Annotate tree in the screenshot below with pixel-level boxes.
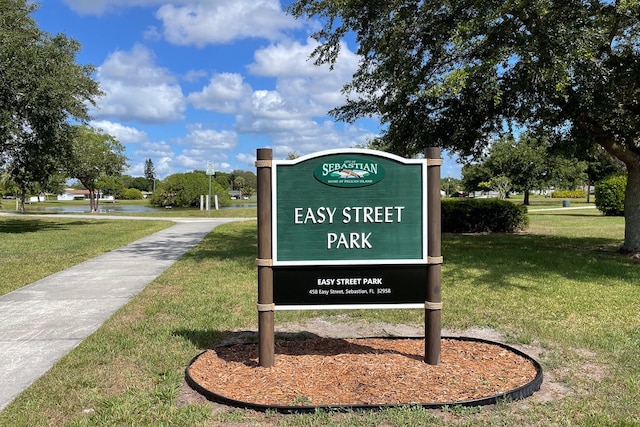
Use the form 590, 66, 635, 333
1, 0, 102, 212
150, 171, 231, 208
0, 169, 18, 200
232, 169, 257, 191
234, 176, 247, 195
290, 0, 640, 252
441, 177, 462, 197
461, 163, 492, 194
485, 133, 586, 204
66, 126, 128, 212
584, 149, 626, 203
144, 158, 156, 191
128, 176, 146, 192
487, 176, 512, 200
96, 175, 124, 198
214, 171, 232, 190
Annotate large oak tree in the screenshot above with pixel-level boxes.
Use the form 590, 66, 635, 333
290, 0, 640, 252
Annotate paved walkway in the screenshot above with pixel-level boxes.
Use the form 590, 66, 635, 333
0, 216, 248, 411
527, 205, 597, 212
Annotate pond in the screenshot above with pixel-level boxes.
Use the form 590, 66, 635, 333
37, 204, 162, 214
30, 203, 255, 214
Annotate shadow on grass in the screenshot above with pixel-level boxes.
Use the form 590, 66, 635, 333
0, 218, 109, 234
177, 220, 636, 297
443, 232, 637, 290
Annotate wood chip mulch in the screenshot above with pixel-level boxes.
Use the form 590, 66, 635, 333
187, 338, 540, 407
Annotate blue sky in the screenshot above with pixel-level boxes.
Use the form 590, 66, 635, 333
33, 0, 462, 179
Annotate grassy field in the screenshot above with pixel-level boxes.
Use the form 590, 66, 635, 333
0, 209, 638, 425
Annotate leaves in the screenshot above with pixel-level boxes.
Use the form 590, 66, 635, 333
67, 125, 127, 211
290, 0, 640, 250
0, 0, 102, 210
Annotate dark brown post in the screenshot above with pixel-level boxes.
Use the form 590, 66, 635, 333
425, 147, 442, 365
256, 148, 274, 367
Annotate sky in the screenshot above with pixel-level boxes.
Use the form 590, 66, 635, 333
32, 0, 462, 179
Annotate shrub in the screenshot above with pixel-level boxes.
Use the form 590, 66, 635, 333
441, 198, 529, 233
595, 174, 626, 216
150, 172, 231, 208
551, 189, 586, 199
121, 188, 143, 200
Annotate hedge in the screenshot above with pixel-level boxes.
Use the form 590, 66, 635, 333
595, 174, 626, 216
441, 198, 529, 233
551, 189, 586, 199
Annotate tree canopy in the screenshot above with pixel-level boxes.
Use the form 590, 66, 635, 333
67, 126, 127, 212
0, 0, 102, 210
150, 171, 231, 208
290, 0, 640, 252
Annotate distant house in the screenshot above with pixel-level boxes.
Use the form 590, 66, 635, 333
58, 188, 90, 201
57, 188, 112, 201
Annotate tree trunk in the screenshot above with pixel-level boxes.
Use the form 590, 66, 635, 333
623, 163, 640, 253
18, 186, 26, 214
595, 135, 640, 253
89, 189, 97, 213
523, 190, 530, 205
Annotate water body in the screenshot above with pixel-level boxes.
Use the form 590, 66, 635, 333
38, 205, 161, 214
34, 203, 255, 214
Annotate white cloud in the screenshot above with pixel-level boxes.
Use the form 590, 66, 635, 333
156, 0, 301, 47
161, 125, 239, 172
90, 120, 149, 143
94, 45, 187, 123
248, 39, 360, 117
248, 39, 325, 78
177, 125, 238, 151
143, 26, 162, 42
230, 38, 370, 157
183, 69, 209, 83
235, 152, 256, 168
187, 73, 253, 114
61, 0, 202, 15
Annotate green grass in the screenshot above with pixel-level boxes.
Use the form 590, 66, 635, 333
1, 210, 639, 426
0, 216, 172, 296
504, 194, 597, 209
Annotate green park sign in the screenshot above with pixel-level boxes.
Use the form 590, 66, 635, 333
256, 147, 443, 366
269, 149, 429, 308
273, 150, 427, 266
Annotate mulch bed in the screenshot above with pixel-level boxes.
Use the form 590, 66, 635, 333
186, 337, 540, 408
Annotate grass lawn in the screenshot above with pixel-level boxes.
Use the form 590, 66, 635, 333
0, 209, 638, 426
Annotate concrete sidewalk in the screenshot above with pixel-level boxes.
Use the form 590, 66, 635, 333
0, 217, 247, 411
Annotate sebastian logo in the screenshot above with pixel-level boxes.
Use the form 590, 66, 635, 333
313, 157, 385, 187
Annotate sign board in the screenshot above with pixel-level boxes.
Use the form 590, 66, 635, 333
271, 149, 427, 309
